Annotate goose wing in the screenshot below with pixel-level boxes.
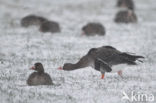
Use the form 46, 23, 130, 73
94, 58, 112, 73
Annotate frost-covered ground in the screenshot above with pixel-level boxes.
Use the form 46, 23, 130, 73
0, 0, 156, 103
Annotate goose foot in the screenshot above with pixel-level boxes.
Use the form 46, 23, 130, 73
118, 70, 123, 77
101, 74, 105, 79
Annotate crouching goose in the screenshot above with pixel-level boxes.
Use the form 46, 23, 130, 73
21, 14, 47, 27
58, 46, 144, 79
27, 63, 53, 86
117, 0, 135, 10
82, 22, 106, 36
114, 9, 137, 23
39, 20, 61, 33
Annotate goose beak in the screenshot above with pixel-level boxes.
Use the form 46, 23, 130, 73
101, 74, 105, 79
58, 67, 63, 70
30, 66, 35, 70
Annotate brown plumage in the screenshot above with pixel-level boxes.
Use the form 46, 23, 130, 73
117, 0, 135, 10
114, 10, 137, 23
82, 22, 105, 36
39, 20, 61, 33
21, 15, 47, 27
27, 63, 53, 86
59, 46, 144, 79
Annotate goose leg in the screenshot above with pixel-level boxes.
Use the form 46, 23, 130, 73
95, 58, 112, 79
118, 70, 122, 77
101, 73, 105, 79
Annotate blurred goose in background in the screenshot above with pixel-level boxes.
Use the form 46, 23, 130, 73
58, 46, 144, 79
21, 14, 47, 27
82, 22, 106, 36
39, 20, 61, 33
117, 0, 135, 10
27, 62, 53, 86
114, 9, 137, 23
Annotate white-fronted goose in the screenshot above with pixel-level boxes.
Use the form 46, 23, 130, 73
117, 0, 134, 10
114, 9, 137, 23
27, 63, 53, 86
82, 22, 105, 36
39, 20, 61, 33
21, 14, 47, 27
58, 46, 144, 79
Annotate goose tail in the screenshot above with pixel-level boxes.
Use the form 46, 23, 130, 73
120, 52, 145, 65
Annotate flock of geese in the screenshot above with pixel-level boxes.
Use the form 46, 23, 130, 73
23, 0, 144, 86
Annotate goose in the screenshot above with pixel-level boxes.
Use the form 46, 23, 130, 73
117, 0, 134, 10
82, 22, 105, 36
21, 14, 47, 27
114, 9, 137, 23
58, 46, 144, 79
27, 62, 53, 86
39, 20, 61, 33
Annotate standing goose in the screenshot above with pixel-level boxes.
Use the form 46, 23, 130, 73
58, 46, 144, 79
27, 62, 53, 86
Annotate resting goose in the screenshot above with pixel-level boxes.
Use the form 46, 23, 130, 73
21, 15, 47, 27
27, 63, 53, 86
117, 0, 135, 10
39, 20, 61, 33
114, 9, 137, 23
82, 22, 105, 36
